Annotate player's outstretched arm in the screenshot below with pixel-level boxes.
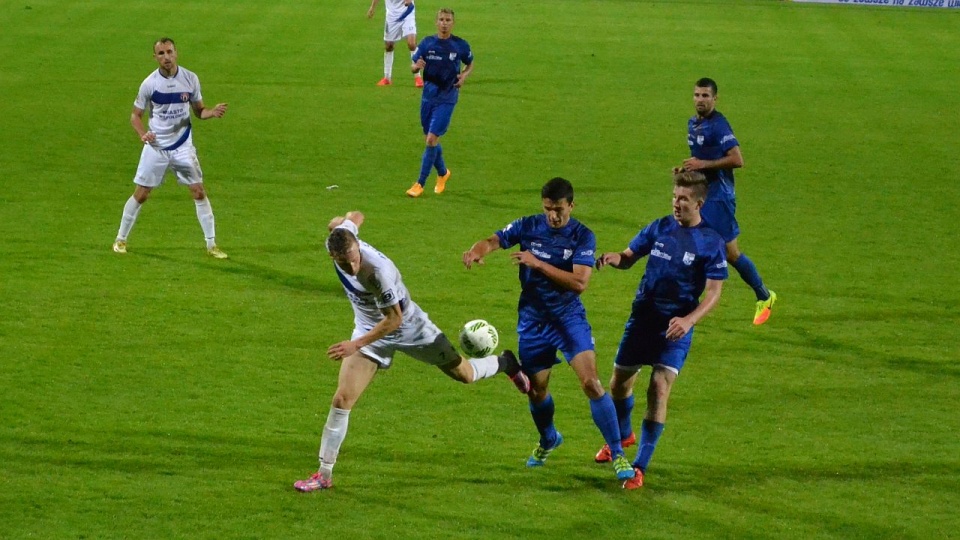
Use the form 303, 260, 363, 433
191, 100, 228, 120
463, 235, 500, 269
596, 249, 638, 271
328, 211, 365, 232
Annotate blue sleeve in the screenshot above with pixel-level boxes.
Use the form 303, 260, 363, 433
627, 220, 658, 258
495, 217, 524, 249
717, 118, 739, 153
704, 237, 729, 280
461, 39, 473, 65
572, 228, 596, 267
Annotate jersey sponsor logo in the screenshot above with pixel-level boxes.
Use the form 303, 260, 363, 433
683, 252, 696, 265
650, 248, 672, 261
580, 249, 594, 257
530, 248, 551, 259
720, 134, 736, 144
716, 260, 728, 269
531, 242, 542, 247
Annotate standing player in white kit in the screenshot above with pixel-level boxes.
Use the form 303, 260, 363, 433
294, 211, 530, 492
112, 37, 229, 259
367, 0, 424, 87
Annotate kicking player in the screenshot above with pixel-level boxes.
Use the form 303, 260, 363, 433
366, 0, 423, 87
680, 77, 775, 324
593, 171, 727, 489
294, 211, 530, 492
405, 8, 474, 198
463, 178, 636, 483
112, 37, 228, 259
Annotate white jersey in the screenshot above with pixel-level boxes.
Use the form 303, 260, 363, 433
384, 0, 415, 23
134, 66, 203, 151
331, 221, 417, 333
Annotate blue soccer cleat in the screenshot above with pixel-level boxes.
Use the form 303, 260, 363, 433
526, 432, 563, 467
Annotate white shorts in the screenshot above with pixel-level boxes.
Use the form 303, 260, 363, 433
352, 304, 460, 369
384, 12, 417, 42
133, 140, 203, 187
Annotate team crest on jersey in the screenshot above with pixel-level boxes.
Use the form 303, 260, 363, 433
696, 135, 704, 145
683, 252, 696, 265
449, 52, 457, 61
380, 291, 394, 304
180, 92, 190, 102
563, 249, 573, 260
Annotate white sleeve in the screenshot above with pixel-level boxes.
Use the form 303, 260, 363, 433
133, 78, 151, 110
369, 267, 400, 310
190, 71, 203, 103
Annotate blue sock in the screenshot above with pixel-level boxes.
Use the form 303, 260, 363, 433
614, 395, 635, 440
730, 254, 769, 301
633, 419, 665, 472
590, 393, 623, 456
417, 145, 438, 186
529, 394, 558, 448
433, 144, 447, 176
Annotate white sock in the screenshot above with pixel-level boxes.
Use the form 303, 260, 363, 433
319, 407, 351, 476
384, 50, 394, 80
116, 196, 142, 241
468, 356, 500, 382
194, 197, 216, 249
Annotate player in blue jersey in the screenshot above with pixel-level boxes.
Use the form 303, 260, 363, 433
593, 171, 727, 489
112, 38, 228, 259
463, 178, 636, 482
680, 77, 775, 325
405, 8, 474, 198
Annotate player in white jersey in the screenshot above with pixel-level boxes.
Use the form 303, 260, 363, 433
112, 38, 229, 259
294, 211, 531, 492
367, 0, 423, 87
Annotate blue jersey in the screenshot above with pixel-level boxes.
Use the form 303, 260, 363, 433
628, 216, 728, 318
496, 215, 596, 323
688, 111, 739, 200
412, 34, 473, 104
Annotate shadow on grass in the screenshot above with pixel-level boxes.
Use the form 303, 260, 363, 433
135, 249, 341, 295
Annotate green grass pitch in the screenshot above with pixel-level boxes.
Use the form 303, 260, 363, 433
1, 0, 958, 538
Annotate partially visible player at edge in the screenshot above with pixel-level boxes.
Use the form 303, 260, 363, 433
594, 171, 727, 489
367, 0, 423, 87
463, 178, 636, 483
294, 211, 530, 492
405, 8, 473, 198
680, 77, 775, 324
112, 38, 228, 259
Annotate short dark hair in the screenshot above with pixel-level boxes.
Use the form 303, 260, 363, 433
673, 170, 708, 201
326, 227, 357, 256
695, 77, 718, 95
541, 177, 574, 203
154, 37, 176, 50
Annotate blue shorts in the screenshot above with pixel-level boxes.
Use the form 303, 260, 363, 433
517, 314, 595, 375
614, 306, 693, 375
700, 197, 739, 243
420, 101, 456, 137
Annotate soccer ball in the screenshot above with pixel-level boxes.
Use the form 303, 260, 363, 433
458, 319, 499, 358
